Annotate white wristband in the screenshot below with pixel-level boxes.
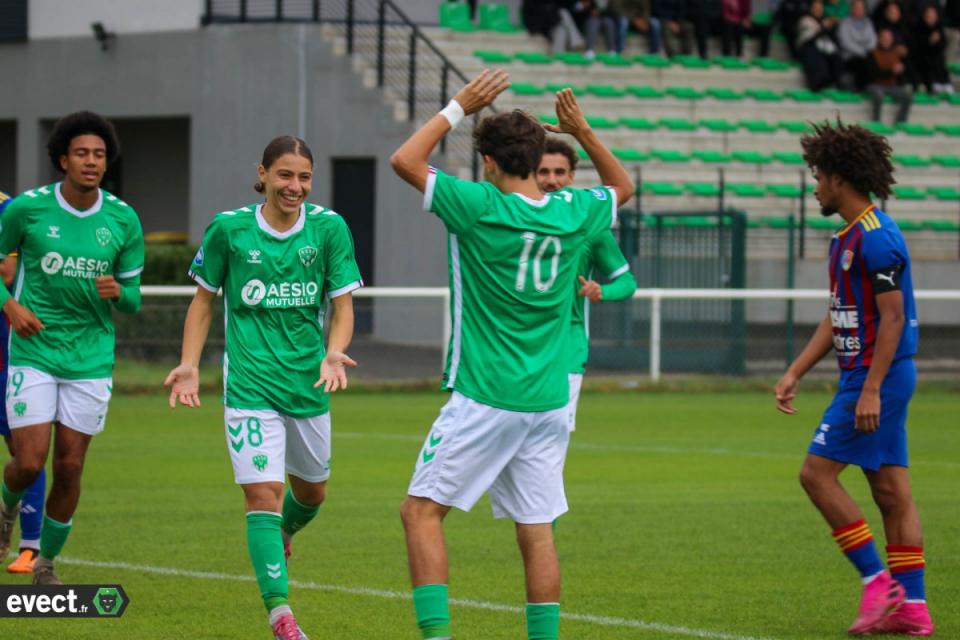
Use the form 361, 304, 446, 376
439, 99, 465, 130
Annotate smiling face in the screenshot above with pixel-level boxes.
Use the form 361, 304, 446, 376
537, 153, 575, 193
60, 134, 107, 192
257, 152, 312, 217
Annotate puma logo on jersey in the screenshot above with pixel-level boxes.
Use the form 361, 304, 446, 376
876, 271, 896, 286
47, 225, 60, 238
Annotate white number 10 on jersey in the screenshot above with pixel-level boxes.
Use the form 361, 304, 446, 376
515, 232, 562, 293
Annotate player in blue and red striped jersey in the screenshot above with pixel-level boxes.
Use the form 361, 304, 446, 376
774, 121, 932, 637
0, 190, 46, 574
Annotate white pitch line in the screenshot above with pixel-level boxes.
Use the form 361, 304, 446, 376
54, 555, 775, 640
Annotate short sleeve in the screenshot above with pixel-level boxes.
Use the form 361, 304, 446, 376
324, 217, 363, 299
115, 215, 145, 281
189, 217, 229, 293
577, 186, 618, 241
590, 231, 630, 279
423, 167, 491, 235
861, 228, 907, 274
0, 195, 26, 259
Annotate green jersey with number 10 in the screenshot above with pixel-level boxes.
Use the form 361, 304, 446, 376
425, 168, 617, 412
189, 203, 362, 418
0, 183, 144, 379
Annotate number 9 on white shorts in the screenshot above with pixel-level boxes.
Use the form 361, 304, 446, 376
5, 366, 112, 435
224, 408, 332, 485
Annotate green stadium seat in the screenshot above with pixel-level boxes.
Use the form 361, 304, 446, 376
676, 216, 717, 227
745, 217, 764, 228
672, 55, 711, 69
576, 148, 589, 160
859, 121, 896, 135
745, 88, 783, 102
752, 11, 772, 25
515, 51, 553, 65
936, 124, 960, 136
473, 50, 512, 64
923, 219, 960, 232
779, 120, 813, 134
643, 182, 685, 196
732, 150, 772, 164
912, 93, 940, 106
768, 184, 803, 198
585, 115, 618, 129
693, 149, 732, 163
927, 186, 960, 201
753, 57, 792, 71
773, 151, 805, 165
706, 87, 744, 101
699, 118, 738, 132
897, 122, 935, 136
634, 54, 672, 68
555, 52, 593, 66
892, 154, 932, 167
586, 84, 627, 98
895, 219, 924, 231
762, 216, 793, 229
651, 149, 691, 162
892, 185, 927, 200
612, 148, 650, 162
439, 3, 477, 31
728, 183, 766, 197
659, 117, 697, 131
511, 83, 546, 96
807, 217, 840, 230
545, 82, 583, 94
596, 53, 632, 66
538, 114, 559, 125
685, 182, 721, 197
943, 94, 960, 106
786, 89, 823, 102
712, 56, 751, 70
822, 89, 864, 104
666, 87, 705, 100
620, 117, 658, 130
627, 86, 666, 99
738, 119, 778, 133
932, 155, 960, 168
949, 61, 960, 75
478, 4, 519, 32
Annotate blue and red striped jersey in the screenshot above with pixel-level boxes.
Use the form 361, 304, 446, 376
827, 205, 918, 369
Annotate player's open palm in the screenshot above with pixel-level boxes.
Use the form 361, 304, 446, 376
2, 299, 44, 338
315, 351, 357, 393
544, 88, 589, 136
164, 364, 201, 409
774, 372, 799, 414
453, 69, 510, 115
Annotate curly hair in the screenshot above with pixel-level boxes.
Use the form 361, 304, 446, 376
46, 111, 120, 173
543, 137, 579, 172
473, 110, 545, 179
800, 119, 896, 200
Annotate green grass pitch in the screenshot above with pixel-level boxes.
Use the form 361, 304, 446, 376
1, 390, 957, 639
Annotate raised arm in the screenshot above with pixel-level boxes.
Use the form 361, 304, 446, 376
164, 286, 217, 408
390, 69, 511, 192
545, 89, 635, 206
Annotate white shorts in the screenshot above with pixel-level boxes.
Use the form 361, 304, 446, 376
407, 392, 570, 524
567, 373, 583, 432
224, 408, 332, 485
5, 366, 112, 435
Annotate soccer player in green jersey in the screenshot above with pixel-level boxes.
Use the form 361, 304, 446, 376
164, 136, 362, 640
391, 71, 635, 640
0, 111, 144, 585
536, 137, 637, 432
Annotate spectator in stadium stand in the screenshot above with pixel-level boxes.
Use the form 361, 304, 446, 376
945, 0, 960, 31
689, 0, 725, 58
654, 0, 695, 55
580, 0, 620, 57
521, 0, 587, 53
871, 1, 917, 86
610, 0, 664, 53
722, 0, 753, 56
865, 28, 913, 122
912, 6, 953, 94
773, 0, 811, 58
797, 0, 844, 90
838, 0, 878, 89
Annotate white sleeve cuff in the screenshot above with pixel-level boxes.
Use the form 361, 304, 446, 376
189, 271, 219, 293
423, 168, 438, 212
115, 266, 144, 280
608, 263, 630, 279
327, 279, 363, 300
607, 186, 619, 228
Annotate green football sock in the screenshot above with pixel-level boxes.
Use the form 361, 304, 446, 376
39, 515, 72, 560
413, 584, 451, 639
526, 602, 560, 640
246, 512, 288, 612
281, 489, 320, 538
1, 481, 25, 511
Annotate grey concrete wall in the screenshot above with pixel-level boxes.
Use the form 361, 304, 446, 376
0, 122, 15, 194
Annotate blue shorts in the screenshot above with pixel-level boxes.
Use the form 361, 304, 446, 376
807, 358, 916, 472
0, 371, 8, 437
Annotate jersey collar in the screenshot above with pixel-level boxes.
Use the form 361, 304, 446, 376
512, 192, 551, 207
255, 203, 305, 240
836, 204, 876, 238
55, 182, 103, 218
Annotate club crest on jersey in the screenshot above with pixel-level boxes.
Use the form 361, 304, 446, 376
298, 245, 318, 267
247, 249, 262, 264
841, 249, 854, 271
95, 227, 112, 247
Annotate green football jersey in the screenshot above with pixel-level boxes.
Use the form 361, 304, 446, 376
0, 183, 144, 379
568, 231, 631, 374
189, 203, 362, 418
425, 168, 616, 412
